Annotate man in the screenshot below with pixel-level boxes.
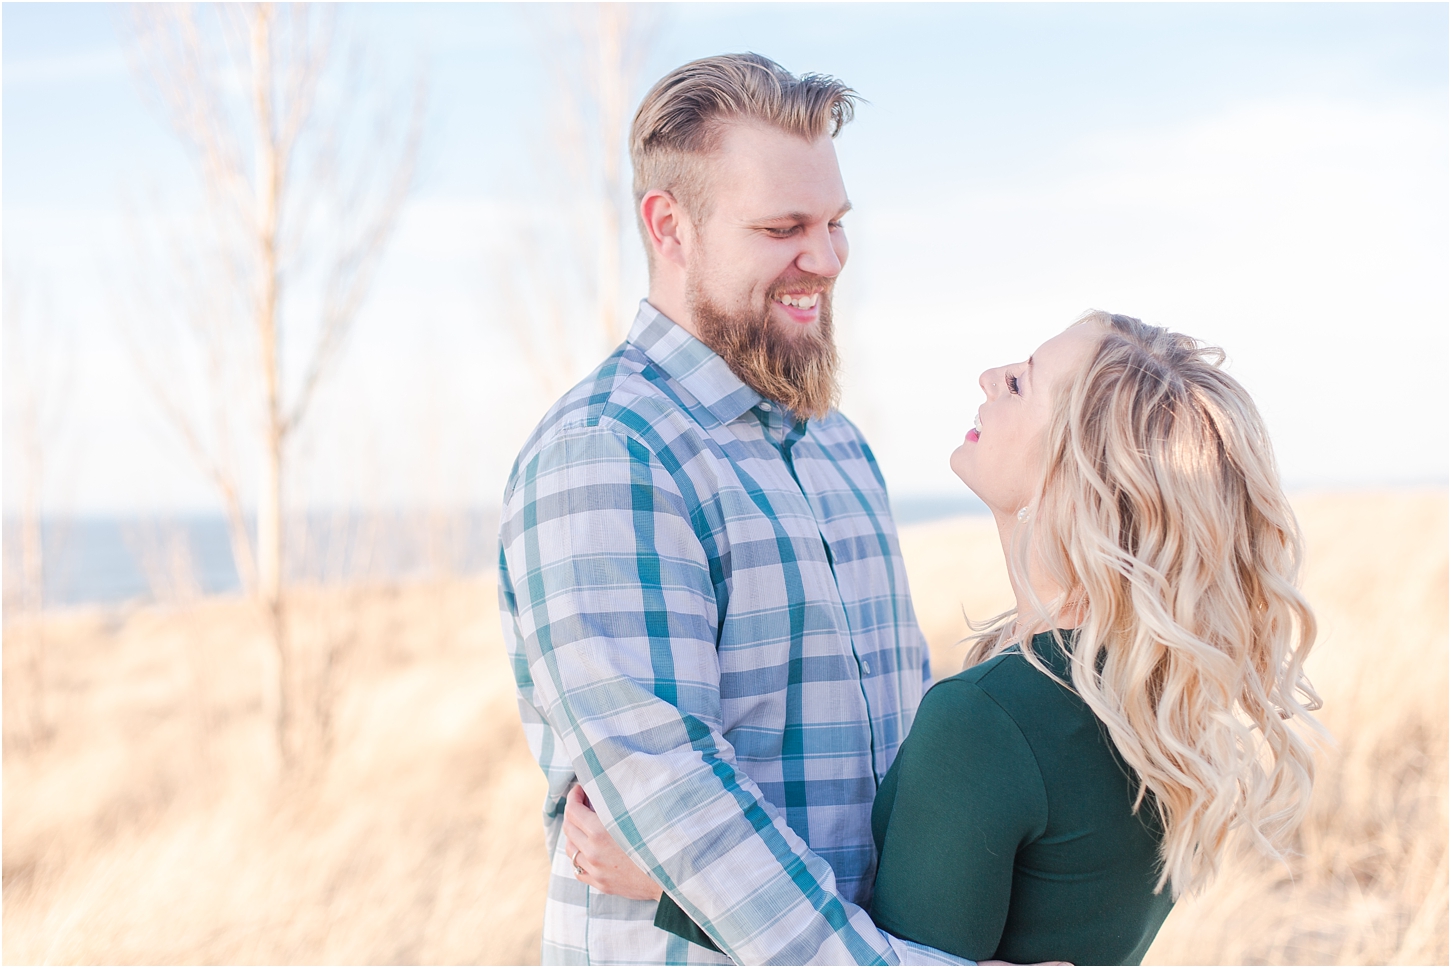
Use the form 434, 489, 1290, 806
498, 53, 958, 965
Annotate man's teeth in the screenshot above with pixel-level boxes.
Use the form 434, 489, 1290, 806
776, 293, 819, 310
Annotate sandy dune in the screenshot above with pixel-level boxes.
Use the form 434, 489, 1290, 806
3, 491, 1445, 964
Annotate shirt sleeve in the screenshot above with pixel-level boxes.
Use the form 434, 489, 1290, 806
868, 678, 1049, 962
501, 425, 960, 966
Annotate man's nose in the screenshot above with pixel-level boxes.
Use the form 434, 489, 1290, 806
795, 224, 843, 279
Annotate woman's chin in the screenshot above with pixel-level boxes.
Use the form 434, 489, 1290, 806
949, 470, 989, 508
948, 458, 1005, 515
948, 446, 971, 479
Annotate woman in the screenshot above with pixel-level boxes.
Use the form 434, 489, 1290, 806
566, 311, 1322, 965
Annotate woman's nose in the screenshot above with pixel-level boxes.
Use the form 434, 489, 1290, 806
979, 368, 999, 397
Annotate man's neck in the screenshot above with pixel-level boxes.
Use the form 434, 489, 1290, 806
647, 283, 698, 341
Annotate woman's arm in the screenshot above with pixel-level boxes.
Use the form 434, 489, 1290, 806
869, 677, 1048, 962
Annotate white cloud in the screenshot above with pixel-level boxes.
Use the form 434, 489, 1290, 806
844, 95, 1449, 495
9, 92, 1445, 514
4, 50, 128, 86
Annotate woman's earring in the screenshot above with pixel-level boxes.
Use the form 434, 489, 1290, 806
1017, 507, 1030, 523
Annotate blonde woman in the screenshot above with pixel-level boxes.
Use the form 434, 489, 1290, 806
568, 311, 1322, 965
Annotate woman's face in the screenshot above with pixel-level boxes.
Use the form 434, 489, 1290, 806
950, 320, 1105, 517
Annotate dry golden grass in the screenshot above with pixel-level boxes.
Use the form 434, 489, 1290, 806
3, 491, 1445, 964
3, 583, 549, 964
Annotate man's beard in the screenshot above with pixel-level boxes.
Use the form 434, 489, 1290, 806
687, 273, 841, 422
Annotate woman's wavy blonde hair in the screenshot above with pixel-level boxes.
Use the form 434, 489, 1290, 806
964, 311, 1323, 898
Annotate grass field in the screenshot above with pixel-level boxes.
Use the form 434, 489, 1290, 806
4, 491, 1445, 964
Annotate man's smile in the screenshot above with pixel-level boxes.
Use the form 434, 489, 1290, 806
775, 292, 820, 310
773, 290, 823, 324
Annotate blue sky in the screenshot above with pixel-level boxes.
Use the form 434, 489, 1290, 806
5, 2, 1448, 514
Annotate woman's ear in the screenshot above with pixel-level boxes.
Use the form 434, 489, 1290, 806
641, 190, 690, 271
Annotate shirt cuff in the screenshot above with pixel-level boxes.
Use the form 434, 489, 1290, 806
654, 892, 724, 953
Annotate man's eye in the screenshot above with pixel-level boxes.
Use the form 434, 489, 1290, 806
766, 226, 798, 237
1006, 375, 1020, 394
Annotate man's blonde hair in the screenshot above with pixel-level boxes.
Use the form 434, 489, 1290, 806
629, 53, 858, 245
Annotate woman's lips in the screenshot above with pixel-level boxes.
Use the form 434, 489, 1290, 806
964, 410, 982, 443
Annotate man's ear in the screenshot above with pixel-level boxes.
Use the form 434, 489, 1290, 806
641, 190, 690, 272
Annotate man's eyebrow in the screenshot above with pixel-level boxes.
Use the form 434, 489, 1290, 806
752, 211, 814, 225
751, 201, 853, 225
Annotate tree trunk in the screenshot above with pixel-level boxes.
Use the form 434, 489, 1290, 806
19, 467, 47, 749
252, 5, 291, 767
596, 6, 625, 346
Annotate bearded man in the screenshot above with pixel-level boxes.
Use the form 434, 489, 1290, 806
498, 53, 956, 966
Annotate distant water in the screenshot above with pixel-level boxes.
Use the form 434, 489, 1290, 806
4, 510, 502, 608
7, 497, 982, 609
890, 493, 989, 525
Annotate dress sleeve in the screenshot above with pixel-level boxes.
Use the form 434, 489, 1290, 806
868, 677, 1049, 961
502, 425, 957, 966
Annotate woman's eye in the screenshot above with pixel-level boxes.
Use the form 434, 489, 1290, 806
1006, 374, 1020, 394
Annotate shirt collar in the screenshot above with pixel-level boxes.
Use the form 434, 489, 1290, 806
626, 300, 763, 426
1018, 629, 1080, 680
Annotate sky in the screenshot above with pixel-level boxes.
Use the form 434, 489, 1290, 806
5, 2, 1448, 515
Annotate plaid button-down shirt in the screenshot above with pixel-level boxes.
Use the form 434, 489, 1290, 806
499, 302, 961, 965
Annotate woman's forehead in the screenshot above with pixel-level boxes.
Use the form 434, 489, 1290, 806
1032, 320, 1104, 376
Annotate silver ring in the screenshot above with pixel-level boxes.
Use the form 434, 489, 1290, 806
573, 862, 585, 875
570, 847, 584, 875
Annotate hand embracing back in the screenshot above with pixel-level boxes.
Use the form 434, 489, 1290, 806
562, 784, 664, 902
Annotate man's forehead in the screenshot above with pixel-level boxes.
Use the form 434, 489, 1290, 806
704, 124, 848, 217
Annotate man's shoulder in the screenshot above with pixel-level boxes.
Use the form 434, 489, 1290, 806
504, 345, 704, 486
802, 410, 888, 492
807, 410, 878, 454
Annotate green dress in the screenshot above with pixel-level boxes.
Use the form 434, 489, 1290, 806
656, 630, 1174, 964
868, 630, 1173, 965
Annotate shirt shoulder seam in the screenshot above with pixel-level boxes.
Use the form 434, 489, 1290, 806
925, 675, 1051, 837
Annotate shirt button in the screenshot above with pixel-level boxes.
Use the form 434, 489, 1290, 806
862, 660, 872, 676
758, 401, 772, 412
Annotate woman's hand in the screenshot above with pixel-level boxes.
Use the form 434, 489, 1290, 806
563, 783, 663, 901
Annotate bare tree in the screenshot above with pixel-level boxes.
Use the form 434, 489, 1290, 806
2, 266, 75, 751
491, 4, 661, 400
120, 2, 425, 766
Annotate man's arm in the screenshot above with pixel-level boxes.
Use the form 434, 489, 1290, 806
501, 424, 966, 966
564, 786, 975, 966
